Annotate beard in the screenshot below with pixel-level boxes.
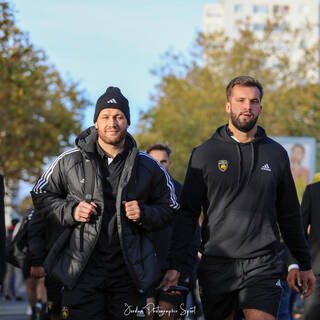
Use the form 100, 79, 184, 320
230, 107, 259, 133
97, 128, 127, 146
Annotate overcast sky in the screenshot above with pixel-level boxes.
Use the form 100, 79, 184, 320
12, 0, 218, 130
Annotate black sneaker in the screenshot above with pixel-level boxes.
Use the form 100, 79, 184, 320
40, 302, 50, 320
39, 312, 50, 320
29, 313, 38, 320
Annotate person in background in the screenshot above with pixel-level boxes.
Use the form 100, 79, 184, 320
0, 174, 5, 290
21, 208, 50, 320
146, 143, 201, 320
3, 217, 24, 301
28, 208, 62, 320
288, 181, 320, 320
290, 143, 310, 186
277, 241, 296, 320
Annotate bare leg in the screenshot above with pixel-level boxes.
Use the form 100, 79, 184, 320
158, 300, 176, 320
25, 277, 37, 307
145, 297, 155, 320
243, 309, 275, 320
26, 277, 38, 319
36, 277, 47, 302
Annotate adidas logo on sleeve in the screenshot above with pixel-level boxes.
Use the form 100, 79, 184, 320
261, 163, 271, 172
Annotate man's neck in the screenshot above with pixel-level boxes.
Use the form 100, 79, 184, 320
97, 138, 125, 158
228, 122, 257, 143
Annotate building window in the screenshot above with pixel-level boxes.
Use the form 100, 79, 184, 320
234, 4, 243, 13
273, 5, 289, 15
300, 40, 306, 49
206, 9, 221, 18
273, 23, 288, 32
253, 23, 266, 31
253, 5, 268, 14
272, 43, 289, 51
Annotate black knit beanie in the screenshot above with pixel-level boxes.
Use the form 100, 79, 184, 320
93, 87, 130, 124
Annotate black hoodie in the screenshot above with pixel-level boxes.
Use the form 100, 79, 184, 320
170, 125, 311, 275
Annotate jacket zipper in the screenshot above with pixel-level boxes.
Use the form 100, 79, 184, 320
80, 223, 85, 252
116, 148, 143, 291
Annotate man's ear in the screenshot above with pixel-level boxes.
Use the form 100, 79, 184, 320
94, 122, 98, 129
259, 104, 263, 115
226, 101, 231, 114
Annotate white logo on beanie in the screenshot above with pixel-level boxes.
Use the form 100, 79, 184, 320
107, 98, 117, 103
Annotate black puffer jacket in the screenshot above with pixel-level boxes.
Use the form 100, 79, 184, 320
31, 127, 178, 291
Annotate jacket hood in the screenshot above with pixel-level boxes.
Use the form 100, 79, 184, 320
212, 124, 266, 144
75, 126, 137, 153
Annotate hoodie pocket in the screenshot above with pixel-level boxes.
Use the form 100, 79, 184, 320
212, 208, 276, 257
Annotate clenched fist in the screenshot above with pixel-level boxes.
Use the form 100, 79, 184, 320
74, 201, 97, 223
123, 200, 140, 222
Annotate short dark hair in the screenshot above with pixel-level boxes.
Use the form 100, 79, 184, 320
226, 76, 264, 101
146, 143, 172, 158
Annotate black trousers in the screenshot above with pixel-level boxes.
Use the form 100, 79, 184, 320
304, 274, 320, 320
61, 272, 145, 320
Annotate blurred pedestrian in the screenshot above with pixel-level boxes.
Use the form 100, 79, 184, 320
146, 143, 200, 320
3, 217, 24, 301
17, 208, 49, 320
0, 174, 5, 290
28, 208, 61, 320
288, 181, 320, 320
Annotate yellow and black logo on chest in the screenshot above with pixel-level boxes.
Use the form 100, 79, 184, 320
218, 160, 228, 172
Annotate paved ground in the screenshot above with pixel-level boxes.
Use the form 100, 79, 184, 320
0, 292, 304, 320
0, 297, 30, 320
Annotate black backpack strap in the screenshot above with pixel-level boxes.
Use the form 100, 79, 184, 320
82, 157, 95, 203
80, 156, 95, 252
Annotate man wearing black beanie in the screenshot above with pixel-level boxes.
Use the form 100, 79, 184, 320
93, 86, 131, 125
31, 86, 179, 319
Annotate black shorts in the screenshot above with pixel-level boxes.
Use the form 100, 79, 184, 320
198, 254, 283, 319
45, 276, 62, 315
22, 262, 31, 279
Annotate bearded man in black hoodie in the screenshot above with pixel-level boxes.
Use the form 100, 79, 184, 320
161, 76, 315, 320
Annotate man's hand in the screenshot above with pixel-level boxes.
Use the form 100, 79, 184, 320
160, 270, 180, 292
123, 200, 140, 222
301, 270, 316, 297
287, 268, 315, 298
30, 266, 46, 278
287, 268, 300, 292
74, 201, 97, 222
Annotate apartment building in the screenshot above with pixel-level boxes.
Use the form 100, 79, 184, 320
204, 0, 320, 80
